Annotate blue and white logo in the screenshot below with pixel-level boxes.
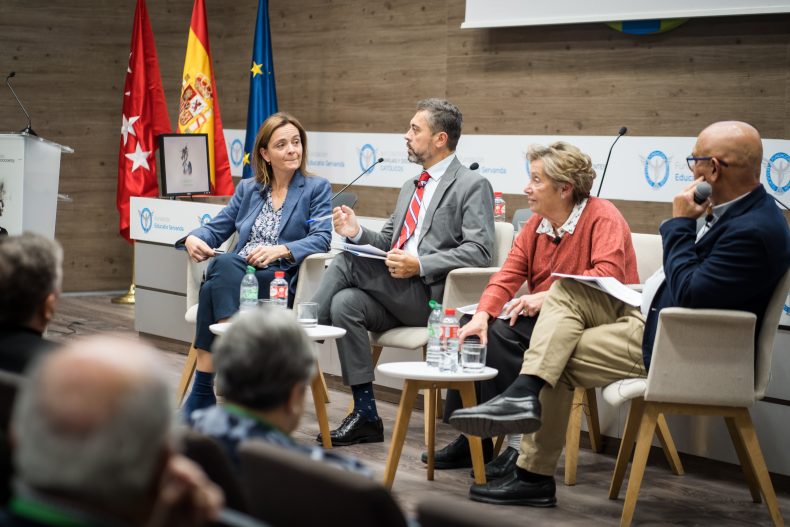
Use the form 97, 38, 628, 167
199, 213, 212, 226
643, 150, 670, 189
230, 139, 244, 168
359, 144, 377, 173
139, 208, 153, 233
766, 152, 790, 194
784, 293, 790, 315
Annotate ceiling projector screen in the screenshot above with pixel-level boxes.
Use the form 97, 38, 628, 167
461, 0, 790, 29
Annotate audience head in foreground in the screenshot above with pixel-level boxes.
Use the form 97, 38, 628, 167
190, 308, 369, 474
6, 335, 222, 527
450, 121, 790, 507
0, 233, 63, 374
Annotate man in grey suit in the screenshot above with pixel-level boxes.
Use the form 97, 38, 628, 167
313, 98, 495, 445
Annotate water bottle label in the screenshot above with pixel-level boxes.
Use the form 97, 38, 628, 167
441, 325, 458, 339
270, 284, 288, 300
494, 202, 506, 217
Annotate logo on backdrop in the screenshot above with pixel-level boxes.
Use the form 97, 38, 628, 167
199, 213, 212, 226
643, 150, 670, 189
765, 152, 790, 194
359, 144, 377, 173
230, 139, 244, 168
139, 207, 153, 233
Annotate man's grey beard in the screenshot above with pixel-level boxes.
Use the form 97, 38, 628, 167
407, 150, 424, 164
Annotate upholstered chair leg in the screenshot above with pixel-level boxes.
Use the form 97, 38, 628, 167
619, 402, 659, 527
176, 345, 198, 406
655, 414, 684, 475
724, 415, 761, 503
564, 386, 586, 486
731, 409, 784, 526
609, 398, 644, 499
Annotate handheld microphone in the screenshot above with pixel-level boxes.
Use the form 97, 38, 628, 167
469, 162, 479, 170
5, 72, 36, 136
693, 181, 712, 205
332, 157, 384, 200
596, 126, 627, 197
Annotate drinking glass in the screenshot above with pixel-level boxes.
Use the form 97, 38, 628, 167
460, 342, 487, 372
297, 302, 318, 327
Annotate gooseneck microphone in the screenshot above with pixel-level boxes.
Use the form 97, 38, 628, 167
332, 157, 384, 199
596, 126, 627, 197
693, 181, 712, 205
5, 72, 36, 136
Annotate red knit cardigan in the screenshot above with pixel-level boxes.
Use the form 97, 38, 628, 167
478, 197, 639, 318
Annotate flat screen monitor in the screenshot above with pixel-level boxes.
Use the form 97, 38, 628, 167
158, 133, 211, 197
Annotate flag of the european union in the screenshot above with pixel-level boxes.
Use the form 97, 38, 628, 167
242, 0, 277, 179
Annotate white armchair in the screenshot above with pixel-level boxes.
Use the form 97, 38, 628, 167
175, 238, 335, 405
602, 268, 790, 527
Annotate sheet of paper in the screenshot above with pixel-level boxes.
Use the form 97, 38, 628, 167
332, 243, 388, 260
551, 273, 642, 307
457, 301, 515, 320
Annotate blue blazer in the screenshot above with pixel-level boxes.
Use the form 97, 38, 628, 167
179, 171, 332, 268
643, 185, 790, 369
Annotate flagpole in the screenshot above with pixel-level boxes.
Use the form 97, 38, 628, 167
112, 249, 136, 305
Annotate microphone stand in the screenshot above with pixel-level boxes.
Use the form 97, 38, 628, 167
596, 127, 627, 197
5, 72, 36, 136
332, 157, 384, 200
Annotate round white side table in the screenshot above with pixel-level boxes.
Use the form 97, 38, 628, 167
376, 361, 497, 489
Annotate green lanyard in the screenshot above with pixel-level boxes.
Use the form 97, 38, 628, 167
9, 497, 94, 527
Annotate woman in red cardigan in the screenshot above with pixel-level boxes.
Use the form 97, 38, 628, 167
423, 141, 638, 478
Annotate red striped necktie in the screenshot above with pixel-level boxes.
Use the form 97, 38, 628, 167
393, 171, 431, 249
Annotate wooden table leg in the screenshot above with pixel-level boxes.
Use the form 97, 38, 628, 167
458, 382, 487, 485
426, 387, 437, 481
383, 380, 420, 489
311, 370, 332, 449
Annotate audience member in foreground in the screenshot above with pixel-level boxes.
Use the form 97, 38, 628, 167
424, 141, 638, 479
312, 98, 495, 446
0, 234, 62, 374
189, 307, 370, 475
1, 335, 223, 526
451, 121, 790, 507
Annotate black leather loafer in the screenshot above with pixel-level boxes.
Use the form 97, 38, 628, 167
471, 445, 519, 479
317, 412, 383, 446
449, 394, 541, 438
420, 434, 493, 469
469, 471, 556, 507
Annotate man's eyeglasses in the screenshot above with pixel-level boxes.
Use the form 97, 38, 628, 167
686, 156, 729, 171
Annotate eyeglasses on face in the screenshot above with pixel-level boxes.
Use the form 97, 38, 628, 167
686, 156, 729, 171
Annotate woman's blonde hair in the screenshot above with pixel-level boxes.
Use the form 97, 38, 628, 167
251, 112, 312, 186
527, 141, 597, 204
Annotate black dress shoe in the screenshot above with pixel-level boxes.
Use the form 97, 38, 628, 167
420, 434, 493, 469
471, 446, 519, 479
317, 412, 384, 446
469, 471, 556, 507
449, 393, 541, 438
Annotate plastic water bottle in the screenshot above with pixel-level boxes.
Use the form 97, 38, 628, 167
269, 271, 288, 310
425, 300, 443, 367
239, 266, 258, 312
494, 192, 507, 222
439, 308, 460, 373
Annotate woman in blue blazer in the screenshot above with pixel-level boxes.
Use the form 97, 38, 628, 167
177, 112, 332, 416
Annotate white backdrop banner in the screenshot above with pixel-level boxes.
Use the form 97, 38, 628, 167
301, 130, 790, 205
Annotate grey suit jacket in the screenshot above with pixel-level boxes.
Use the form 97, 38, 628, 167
356, 156, 495, 301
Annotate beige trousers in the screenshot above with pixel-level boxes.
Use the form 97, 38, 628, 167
517, 278, 647, 475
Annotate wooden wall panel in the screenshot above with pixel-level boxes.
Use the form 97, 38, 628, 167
1, 0, 788, 290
